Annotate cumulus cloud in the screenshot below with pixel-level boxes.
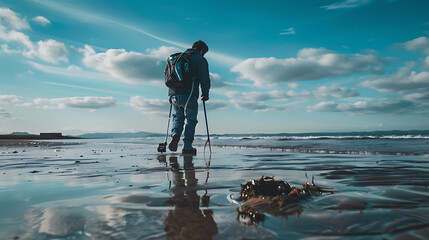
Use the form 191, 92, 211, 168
0, 9, 68, 64
202, 99, 229, 110
130, 96, 229, 116
313, 84, 358, 99
361, 62, 429, 101
146, 46, 180, 59
226, 90, 289, 102
0, 95, 24, 104
80, 45, 227, 86
403, 37, 429, 55
130, 96, 169, 116
27, 39, 68, 63
231, 48, 384, 87
0, 29, 33, 49
210, 73, 231, 88
80, 45, 165, 84
230, 99, 270, 111
307, 99, 417, 114
288, 83, 298, 88
307, 102, 339, 112
0, 8, 30, 30
225, 84, 357, 102
33, 96, 116, 109
32, 16, 51, 26
230, 99, 290, 112
321, 0, 371, 10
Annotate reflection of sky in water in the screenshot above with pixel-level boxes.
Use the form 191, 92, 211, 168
1, 139, 429, 239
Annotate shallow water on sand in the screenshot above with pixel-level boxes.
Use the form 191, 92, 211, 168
1, 138, 428, 240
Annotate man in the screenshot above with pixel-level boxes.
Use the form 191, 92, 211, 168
168, 40, 211, 155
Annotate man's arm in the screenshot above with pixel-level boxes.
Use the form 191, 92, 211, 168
197, 57, 211, 101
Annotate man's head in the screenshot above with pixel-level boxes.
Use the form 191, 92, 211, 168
192, 40, 209, 56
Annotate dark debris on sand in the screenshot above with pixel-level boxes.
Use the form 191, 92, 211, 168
237, 176, 328, 225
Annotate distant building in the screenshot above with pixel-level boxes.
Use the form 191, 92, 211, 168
40, 133, 62, 137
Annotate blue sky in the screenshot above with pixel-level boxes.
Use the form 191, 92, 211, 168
1, 0, 429, 135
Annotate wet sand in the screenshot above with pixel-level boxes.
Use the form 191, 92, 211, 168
0, 138, 428, 239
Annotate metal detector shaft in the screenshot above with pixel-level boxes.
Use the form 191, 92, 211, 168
165, 104, 172, 143
202, 100, 212, 180
203, 101, 210, 143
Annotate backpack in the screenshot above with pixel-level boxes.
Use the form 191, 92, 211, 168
164, 51, 194, 89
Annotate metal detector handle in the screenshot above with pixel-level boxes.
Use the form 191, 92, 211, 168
165, 103, 172, 143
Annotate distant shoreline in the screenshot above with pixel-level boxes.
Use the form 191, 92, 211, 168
0, 139, 82, 147
0, 135, 82, 140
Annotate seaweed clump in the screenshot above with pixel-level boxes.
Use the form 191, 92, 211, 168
237, 176, 323, 225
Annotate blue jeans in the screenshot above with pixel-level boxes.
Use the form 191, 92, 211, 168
171, 95, 198, 149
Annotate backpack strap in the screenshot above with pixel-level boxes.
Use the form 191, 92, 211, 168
167, 52, 186, 81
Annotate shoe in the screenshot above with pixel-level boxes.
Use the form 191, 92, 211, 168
182, 147, 197, 155
168, 134, 180, 152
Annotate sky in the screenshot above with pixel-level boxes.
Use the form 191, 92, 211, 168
0, 0, 429, 135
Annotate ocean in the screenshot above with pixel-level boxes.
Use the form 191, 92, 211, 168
1, 132, 428, 239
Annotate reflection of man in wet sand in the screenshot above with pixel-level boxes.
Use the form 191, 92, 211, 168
164, 155, 218, 240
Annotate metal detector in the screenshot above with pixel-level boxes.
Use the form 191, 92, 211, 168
203, 101, 212, 160
157, 103, 172, 153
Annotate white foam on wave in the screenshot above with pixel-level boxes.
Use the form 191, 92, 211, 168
217, 135, 429, 140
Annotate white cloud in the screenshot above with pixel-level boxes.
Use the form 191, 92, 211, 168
307, 102, 338, 112
130, 96, 229, 116
129, 96, 169, 116
403, 37, 429, 55
0, 8, 30, 30
0, 9, 68, 64
146, 46, 180, 59
1, 43, 20, 54
32, 16, 51, 26
28, 39, 68, 63
288, 83, 298, 88
202, 99, 229, 110
425, 56, 429, 68
210, 73, 231, 88
307, 99, 417, 114
230, 99, 291, 112
80, 45, 164, 84
229, 99, 269, 111
337, 99, 415, 114
313, 84, 358, 99
225, 84, 357, 102
231, 48, 384, 87
321, 0, 371, 10
80, 45, 235, 87
280, 27, 295, 35
0, 29, 33, 48
225, 90, 290, 102
0, 95, 24, 104
32, 96, 116, 109
361, 62, 429, 101
402, 92, 429, 101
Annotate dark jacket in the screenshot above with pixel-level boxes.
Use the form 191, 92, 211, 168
168, 48, 211, 98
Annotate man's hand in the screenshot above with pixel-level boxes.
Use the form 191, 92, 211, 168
169, 95, 173, 104
201, 95, 209, 102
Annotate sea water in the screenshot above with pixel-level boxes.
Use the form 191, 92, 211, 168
0, 135, 428, 239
